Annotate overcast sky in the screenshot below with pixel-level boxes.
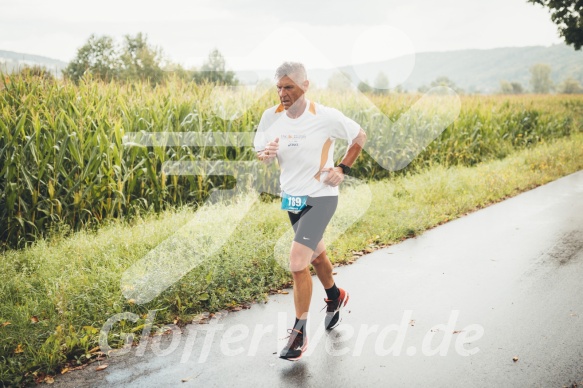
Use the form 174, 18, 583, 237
0, 0, 564, 70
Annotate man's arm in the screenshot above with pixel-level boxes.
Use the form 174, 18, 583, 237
338, 128, 366, 167
323, 128, 366, 187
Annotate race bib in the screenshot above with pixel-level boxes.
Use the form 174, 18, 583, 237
281, 193, 308, 212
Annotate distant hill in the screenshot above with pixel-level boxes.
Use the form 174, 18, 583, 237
248, 44, 583, 94
0, 50, 67, 77
339, 44, 583, 94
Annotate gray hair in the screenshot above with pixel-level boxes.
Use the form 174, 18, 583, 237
274, 62, 307, 82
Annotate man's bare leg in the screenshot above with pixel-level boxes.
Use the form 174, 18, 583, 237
311, 239, 334, 289
280, 242, 313, 360
289, 241, 314, 320
310, 239, 347, 330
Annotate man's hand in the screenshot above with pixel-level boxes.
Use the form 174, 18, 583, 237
322, 167, 345, 187
257, 137, 279, 163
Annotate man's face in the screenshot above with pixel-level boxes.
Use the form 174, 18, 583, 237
276, 75, 308, 110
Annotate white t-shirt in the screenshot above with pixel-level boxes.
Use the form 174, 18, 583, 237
254, 99, 361, 197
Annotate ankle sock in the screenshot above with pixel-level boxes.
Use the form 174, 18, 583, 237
325, 283, 340, 300
294, 317, 307, 334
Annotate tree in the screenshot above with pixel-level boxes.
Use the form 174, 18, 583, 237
429, 76, 464, 94
527, 0, 583, 50
393, 85, 407, 94
558, 77, 583, 93
500, 81, 513, 94
510, 82, 524, 94
357, 80, 372, 93
194, 49, 237, 85
431, 76, 456, 89
63, 34, 120, 83
327, 72, 352, 91
120, 33, 164, 85
373, 71, 390, 94
163, 62, 195, 82
374, 71, 389, 91
417, 85, 429, 93
499, 80, 524, 94
530, 63, 554, 93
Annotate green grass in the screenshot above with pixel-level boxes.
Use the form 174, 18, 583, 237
1, 132, 582, 385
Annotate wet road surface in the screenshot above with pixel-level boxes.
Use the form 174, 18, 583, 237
56, 171, 583, 387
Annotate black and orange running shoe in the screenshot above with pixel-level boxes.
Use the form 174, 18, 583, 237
279, 328, 308, 361
324, 288, 349, 330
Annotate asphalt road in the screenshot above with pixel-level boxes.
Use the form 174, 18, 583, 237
55, 171, 583, 388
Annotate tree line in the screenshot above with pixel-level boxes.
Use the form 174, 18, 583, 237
62, 33, 237, 85
7, 29, 582, 95
328, 63, 582, 95
499, 63, 583, 94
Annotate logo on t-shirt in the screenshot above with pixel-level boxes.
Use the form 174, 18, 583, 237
281, 133, 306, 147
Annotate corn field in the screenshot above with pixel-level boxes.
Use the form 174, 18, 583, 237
1, 74, 581, 249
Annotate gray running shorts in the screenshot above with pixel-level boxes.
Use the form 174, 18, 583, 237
287, 196, 338, 251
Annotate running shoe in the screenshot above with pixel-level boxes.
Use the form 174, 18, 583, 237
279, 329, 308, 361
324, 288, 349, 330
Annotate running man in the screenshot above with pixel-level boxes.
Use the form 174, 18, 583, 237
254, 62, 367, 361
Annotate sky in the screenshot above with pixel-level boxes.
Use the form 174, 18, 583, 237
0, 0, 564, 71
